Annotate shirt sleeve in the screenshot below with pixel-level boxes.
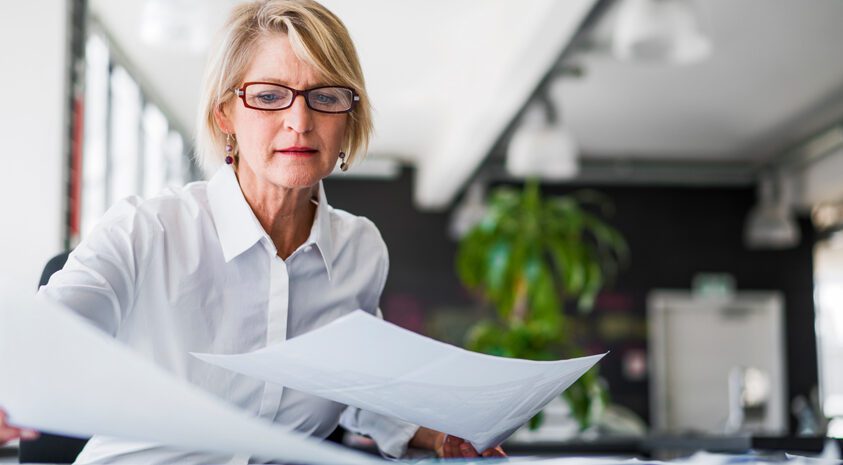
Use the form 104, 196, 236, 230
36, 196, 155, 337
338, 401, 420, 459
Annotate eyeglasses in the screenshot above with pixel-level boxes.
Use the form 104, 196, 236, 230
234, 82, 359, 113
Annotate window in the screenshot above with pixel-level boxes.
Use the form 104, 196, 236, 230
815, 232, 843, 437
78, 30, 196, 242
81, 33, 109, 238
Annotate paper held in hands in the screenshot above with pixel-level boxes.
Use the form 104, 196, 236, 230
193, 310, 606, 452
0, 292, 383, 465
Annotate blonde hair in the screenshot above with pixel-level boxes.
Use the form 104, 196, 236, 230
195, 0, 372, 176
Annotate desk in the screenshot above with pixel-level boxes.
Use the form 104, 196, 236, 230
4, 436, 841, 464
503, 435, 842, 459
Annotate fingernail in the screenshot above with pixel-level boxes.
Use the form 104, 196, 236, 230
21, 430, 39, 440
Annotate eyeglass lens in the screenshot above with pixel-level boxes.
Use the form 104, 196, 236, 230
243, 84, 354, 112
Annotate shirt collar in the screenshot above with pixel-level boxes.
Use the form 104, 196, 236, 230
309, 181, 334, 281
207, 165, 334, 281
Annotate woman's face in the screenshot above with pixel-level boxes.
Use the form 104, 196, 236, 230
219, 34, 348, 190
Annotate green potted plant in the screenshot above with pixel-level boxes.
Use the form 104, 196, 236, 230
455, 180, 628, 430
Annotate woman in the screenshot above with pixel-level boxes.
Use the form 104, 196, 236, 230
0, 0, 504, 462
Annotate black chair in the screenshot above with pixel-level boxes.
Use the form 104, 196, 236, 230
18, 251, 90, 464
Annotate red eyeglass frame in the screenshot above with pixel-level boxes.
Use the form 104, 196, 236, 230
234, 82, 360, 114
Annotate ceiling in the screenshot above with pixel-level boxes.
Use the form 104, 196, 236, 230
554, 0, 843, 162
90, 0, 843, 209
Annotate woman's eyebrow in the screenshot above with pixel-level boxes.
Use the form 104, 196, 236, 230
248, 77, 285, 85
251, 77, 332, 88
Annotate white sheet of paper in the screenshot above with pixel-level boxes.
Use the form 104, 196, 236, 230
0, 291, 383, 465
193, 310, 605, 451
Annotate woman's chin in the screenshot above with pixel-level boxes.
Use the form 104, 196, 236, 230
267, 164, 329, 189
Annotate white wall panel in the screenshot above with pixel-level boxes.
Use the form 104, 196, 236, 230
0, 1, 68, 293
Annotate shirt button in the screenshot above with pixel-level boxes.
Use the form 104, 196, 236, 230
304, 245, 313, 253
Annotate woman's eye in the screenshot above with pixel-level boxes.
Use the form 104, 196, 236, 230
257, 93, 280, 103
313, 93, 338, 104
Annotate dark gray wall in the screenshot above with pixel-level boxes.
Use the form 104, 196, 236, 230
324, 169, 818, 431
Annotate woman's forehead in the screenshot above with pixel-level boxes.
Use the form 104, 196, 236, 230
244, 34, 325, 87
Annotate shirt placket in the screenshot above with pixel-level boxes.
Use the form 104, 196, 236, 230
258, 253, 289, 420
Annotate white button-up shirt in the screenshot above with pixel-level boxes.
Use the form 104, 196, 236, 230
38, 165, 419, 464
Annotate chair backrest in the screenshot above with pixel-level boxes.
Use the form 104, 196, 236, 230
19, 251, 90, 464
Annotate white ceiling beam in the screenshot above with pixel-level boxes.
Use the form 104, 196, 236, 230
413, 0, 597, 210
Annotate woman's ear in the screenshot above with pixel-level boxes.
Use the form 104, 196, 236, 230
213, 103, 234, 134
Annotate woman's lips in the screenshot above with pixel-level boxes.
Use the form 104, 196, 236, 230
276, 146, 318, 156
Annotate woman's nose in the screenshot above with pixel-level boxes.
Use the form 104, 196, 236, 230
284, 94, 313, 133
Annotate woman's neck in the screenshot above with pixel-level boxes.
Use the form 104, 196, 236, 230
235, 166, 317, 260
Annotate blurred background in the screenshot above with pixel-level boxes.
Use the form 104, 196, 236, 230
2, 0, 843, 455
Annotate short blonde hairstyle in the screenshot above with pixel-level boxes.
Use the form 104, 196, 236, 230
195, 0, 372, 176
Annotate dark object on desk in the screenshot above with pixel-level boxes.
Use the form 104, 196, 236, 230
20, 250, 349, 463
502, 435, 843, 458
20, 250, 89, 464
0, 445, 18, 459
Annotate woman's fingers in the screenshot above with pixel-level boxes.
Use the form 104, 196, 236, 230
20, 429, 40, 440
0, 429, 17, 443
0, 409, 39, 444
481, 446, 507, 458
441, 435, 451, 457
0, 410, 18, 444
0, 426, 21, 444
459, 441, 480, 458
443, 434, 460, 457
445, 435, 479, 458
444, 435, 472, 458
0, 427, 40, 445
438, 434, 504, 459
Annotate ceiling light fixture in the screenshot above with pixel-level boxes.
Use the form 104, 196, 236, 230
140, 0, 209, 53
506, 95, 579, 180
612, 0, 712, 65
744, 172, 801, 250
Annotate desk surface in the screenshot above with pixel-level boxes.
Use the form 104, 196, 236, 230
3, 436, 841, 464
503, 435, 842, 458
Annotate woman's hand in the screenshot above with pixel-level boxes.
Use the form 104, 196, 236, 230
0, 408, 39, 445
411, 427, 506, 459
438, 434, 506, 459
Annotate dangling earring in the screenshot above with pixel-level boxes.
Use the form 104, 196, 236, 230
338, 152, 348, 172
225, 134, 235, 165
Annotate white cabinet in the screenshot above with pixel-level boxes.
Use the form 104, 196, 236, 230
648, 291, 787, 435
